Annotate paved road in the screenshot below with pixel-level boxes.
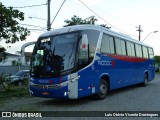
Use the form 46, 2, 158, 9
1, 74, 160, 120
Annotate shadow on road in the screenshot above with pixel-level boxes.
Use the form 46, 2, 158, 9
36, 84, 145, 107
37, 95, 96, 107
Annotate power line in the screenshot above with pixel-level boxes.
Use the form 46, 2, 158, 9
51, 0, 67, 26
13, 3, 47, 9
19, 23, 46, 30
79, 0, 136, 29
20, 23, 54, 30
78, 0, 137, 37
79, 0, 112, 26
28, 29, 46, 32
28, 29, 46, 31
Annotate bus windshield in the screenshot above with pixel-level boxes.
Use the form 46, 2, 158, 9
31, 33, 79, 77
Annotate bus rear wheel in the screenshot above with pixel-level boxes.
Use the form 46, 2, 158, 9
96, 79, 108, 100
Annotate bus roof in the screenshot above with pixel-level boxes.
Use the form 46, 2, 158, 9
39, 25, 152, 48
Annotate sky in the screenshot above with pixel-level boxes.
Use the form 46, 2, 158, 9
1, 0, 160, 55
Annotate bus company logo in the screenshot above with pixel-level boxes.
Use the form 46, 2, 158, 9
98, 60, 112, 66
2, 112, 11, 117
39, 80, 49, 84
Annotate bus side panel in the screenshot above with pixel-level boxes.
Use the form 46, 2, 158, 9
95, 54, 139, 90
95, 53, 155, 90
146, 59, 155, 81
78, 66, 96, 98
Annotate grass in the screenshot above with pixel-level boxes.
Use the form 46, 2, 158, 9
156, 71, 160, 74
0, 85, 38, 111
17, 106, 38, 111
0, 85, 30, 102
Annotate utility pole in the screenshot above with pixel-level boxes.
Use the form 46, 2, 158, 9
136, 25, 143, 41
47, 0, 51, 31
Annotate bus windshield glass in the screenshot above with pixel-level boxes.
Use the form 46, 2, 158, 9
31, 33, 79, 77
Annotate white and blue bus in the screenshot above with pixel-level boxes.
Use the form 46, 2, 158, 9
29, 25, 155, 99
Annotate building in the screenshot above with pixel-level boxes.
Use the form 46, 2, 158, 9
16, 51, 32, 65
0, 52, 22, 66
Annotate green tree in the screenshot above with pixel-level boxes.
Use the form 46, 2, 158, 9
64, 15, 111, 30
64, 15, 83, 27
84, 16, 97, 24
0, 2, 30, 62
0, 47, 6, 61
154, 56, 160, 64
64, 15, 98, 27
11, 60, 17, 66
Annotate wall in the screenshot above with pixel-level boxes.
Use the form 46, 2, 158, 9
0, 56, 22, 66
0, 66, 30, 76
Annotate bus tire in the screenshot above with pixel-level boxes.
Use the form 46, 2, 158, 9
96, 79, 108, 100
142, 74, 148, 87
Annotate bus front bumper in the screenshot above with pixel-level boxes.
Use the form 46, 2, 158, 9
29, 83, 69, 99
29, 76, 80, 99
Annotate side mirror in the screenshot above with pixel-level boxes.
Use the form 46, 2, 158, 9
81, 34, 88, 51
78, 34, 89, 64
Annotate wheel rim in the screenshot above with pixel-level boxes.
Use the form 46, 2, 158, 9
100, 84, 107, 95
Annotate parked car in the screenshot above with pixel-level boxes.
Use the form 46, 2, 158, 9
6, 70, 30, 85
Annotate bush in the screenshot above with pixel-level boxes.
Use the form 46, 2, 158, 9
0, 73, 8, 91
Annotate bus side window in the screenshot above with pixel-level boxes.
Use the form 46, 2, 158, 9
148, 48, 154, 58
142, 46, 149, 58
115, 38, 126, 55
135, 44, 142, 57
121, 40, 126, 55
101, 34, 110, 53
139, 45, 143, 57
130, 43, 136, 57
109, 36, 115, 54
126, 41, 131, 56
115, 38, 121, 55
100, 34, 115, 54
126, 41, 136, 57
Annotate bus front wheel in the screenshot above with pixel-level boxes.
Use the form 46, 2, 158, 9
142, 74, 148, 86
96, 79, 108, 100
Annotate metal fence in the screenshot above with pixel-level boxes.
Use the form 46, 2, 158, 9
0, 66, 30, 76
